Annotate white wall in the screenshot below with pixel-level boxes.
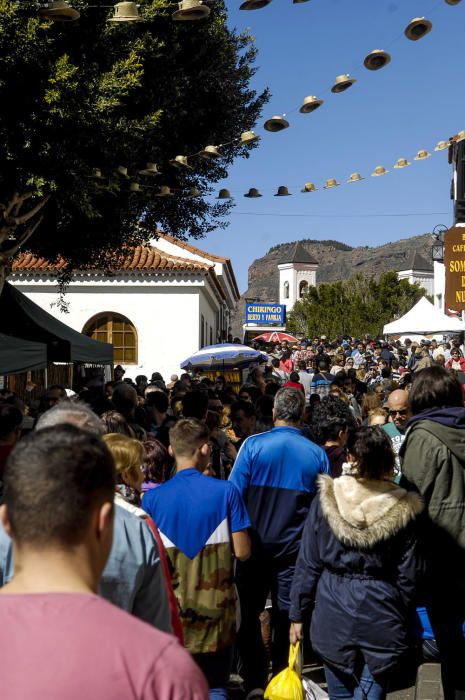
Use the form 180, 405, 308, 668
278, 263, 318, 311
10, 276, 211, 382
397, 270, 434, 297
278, 263, 295, 309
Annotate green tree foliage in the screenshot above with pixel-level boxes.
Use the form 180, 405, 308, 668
0, 0, 269, 284
287, 271, 427, 338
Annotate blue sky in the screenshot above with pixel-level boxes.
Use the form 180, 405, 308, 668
200, 0, 465, 293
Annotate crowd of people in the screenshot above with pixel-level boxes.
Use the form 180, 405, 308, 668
0, 332, 464, 700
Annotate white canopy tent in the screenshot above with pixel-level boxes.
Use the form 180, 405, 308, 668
383, 297, 465, 336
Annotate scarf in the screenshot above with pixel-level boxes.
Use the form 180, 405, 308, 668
115, 483, 140, 506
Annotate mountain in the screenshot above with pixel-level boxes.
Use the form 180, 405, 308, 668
232, 233, 434, 336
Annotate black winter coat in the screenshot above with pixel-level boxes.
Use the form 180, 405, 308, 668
289, 474, 423, 676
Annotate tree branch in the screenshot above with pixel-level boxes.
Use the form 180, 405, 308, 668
0, 215, 44, 260
5, 194, 50, 226
4, 193, 21, 218
12, 192, 34, 217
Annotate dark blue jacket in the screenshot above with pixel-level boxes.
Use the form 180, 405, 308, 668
289, 474, 423, 676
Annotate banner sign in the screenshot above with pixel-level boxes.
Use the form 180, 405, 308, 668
245, 303, 286, 325
445, 226, 465, 311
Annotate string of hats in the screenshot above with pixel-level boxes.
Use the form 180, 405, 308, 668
89, 130, 464, 200
36, 0, 213, 23
258, 8, 462, 135
215, 132, 465, 200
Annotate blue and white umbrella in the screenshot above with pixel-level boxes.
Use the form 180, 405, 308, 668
180, 343, 268, 371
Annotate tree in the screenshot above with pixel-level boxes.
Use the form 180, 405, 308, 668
286, 271, 427, 338
0, 0, 269, 292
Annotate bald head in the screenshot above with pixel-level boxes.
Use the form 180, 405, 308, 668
387, 389, 410, 432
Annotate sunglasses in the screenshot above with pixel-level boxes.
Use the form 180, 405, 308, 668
389, 409, 408, 417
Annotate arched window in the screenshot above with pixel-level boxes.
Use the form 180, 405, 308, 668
283, 281, 289, 299
83, 312, 138, 364
299, 280, 309, 298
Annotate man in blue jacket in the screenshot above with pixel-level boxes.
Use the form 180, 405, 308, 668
229, 387, 329, 698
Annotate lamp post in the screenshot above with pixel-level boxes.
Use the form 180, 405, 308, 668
431, 224, 447, 262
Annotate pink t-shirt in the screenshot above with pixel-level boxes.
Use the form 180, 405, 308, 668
0, 592, 208, 700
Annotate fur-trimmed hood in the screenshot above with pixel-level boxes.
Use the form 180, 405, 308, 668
318, 474, 423, 549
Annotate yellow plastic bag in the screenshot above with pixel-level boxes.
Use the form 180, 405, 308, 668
264, 643, 303, 700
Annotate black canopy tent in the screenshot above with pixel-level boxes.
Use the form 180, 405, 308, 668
0, 282, 113, 374
0, 332, 47, 374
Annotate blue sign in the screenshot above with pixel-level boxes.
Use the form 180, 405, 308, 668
245, 303, 286, 325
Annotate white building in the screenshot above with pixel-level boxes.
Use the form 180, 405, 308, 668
278, 242, 319, 312
397, 250, 434, 297
9, 233, 240, 381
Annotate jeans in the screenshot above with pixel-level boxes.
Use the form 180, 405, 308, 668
193, 646, 232, 700
324, 662, 388, 700
235, 552, 295, 693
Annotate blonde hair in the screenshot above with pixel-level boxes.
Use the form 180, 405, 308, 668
103, 433, 144, 485
368, 407, 388, 426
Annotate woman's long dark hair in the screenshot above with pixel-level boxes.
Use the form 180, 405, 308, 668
409, 366, 464, 415
345, 426, 395, 480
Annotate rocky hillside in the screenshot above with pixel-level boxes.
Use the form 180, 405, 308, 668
232, 233, 434, 335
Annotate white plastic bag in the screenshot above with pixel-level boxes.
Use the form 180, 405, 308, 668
302, 677, 329, 700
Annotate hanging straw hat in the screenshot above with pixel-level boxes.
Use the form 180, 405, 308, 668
299, 96, 324, 114
92, 168, 104, 179
244, 187, 262, 198
114, 165, 129, 178
138, 162, 160, 176
241, 130, 259, 144
323, 178, 340, 189
108, 2, 142, 22
156, 185, 174, 197
130, 182, 141, 192
39, 0, 80, 21
371, 165, 389, 176
331, 74, 356, 93
264, 115, 289, 132
172, 0, 210, 20
169, 155, 193, 169
274, 185, 291, 196
434, 141, 449, 151
240, 0, 271, 9
414, 149, 432, 160
363, 49, 391, 71
301, 183, 317, 192
456, 130, 465, 142
187, 187, 201, 198
347, 172, 364, 183
200, 145, 223, 159
217, 188, 232, 199
394, 157, 411, 168
404, 17, 432, 41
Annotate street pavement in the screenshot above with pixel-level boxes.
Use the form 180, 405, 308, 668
303, 661, 443, 700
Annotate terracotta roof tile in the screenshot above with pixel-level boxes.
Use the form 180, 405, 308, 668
156, 232, 240, 299
12, 245, 210, 273
157, 232, 230, 263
